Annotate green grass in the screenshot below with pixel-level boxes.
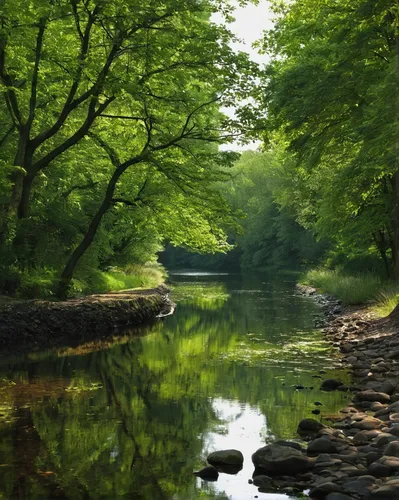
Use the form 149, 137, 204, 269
302, 269, 384, 305
72, 264, 165, 296
373, 288, 399, 317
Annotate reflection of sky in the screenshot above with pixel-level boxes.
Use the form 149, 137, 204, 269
200, 399, 291, 499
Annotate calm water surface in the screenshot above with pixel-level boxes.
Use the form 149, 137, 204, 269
0, 272, 351, 499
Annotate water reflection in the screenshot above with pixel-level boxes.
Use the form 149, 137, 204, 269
0, 272, 350, 499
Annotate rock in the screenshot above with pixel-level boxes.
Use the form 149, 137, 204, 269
309, 482, 344, 498
274, 440, 303, 451
207, 449, 244, 467
325, 495, 356, 500
252, 444, 314, 476
320, 379, 345, 391
252, 475, 273, 488
354, 390, 390, 404
315, 401, 323, 406
193, 465, 219, 480
298, 418, 325, 435
307, 438, 338, 455
342, 475, 377, 496
368, 461, 392, 477
374, 433, 397, 447
384, 440, 399, 458
352, 417, 383, 431
368, 480, 399, 499
312, 409, 321, 415
378, 381, 396, 395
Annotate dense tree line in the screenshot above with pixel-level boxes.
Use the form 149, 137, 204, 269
254, 0, 399, 278
0, 0, 257, 297
3, 0, 399, 297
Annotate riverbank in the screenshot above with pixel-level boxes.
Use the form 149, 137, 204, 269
253, 284, 399, 498
0, 285, 172, 353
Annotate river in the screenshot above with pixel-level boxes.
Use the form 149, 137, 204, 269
0, 271, 350, 499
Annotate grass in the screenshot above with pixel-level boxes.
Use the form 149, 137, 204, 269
303, 268, 399, 316
72, 264, 166, 296
302, 269, 384, 305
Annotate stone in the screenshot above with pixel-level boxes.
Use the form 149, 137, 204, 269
352, 417, 383, 431
308, 438, 338, 455
252, 444, 314, 476
325, 495, 356, 500
384, 440, 399, 458
193, 465, 219, 480
368, 480, 399, 499
298, 418, 325, 435
274, 440, 303, 451
252, 475, 273, 488
342, 475, 377, 496
368, 461, 392, 478
354, 390, 390, 404
309, 482, 344, 498
375, 433, 397, 447
207, 449, 244, 467
320, 379, 345, 391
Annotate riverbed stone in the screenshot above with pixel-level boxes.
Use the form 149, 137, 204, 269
252, 444, 314, 475
320, 379, 345, 391
368, 479, 399, 499
308, 438, 338, 455
342, 475, 377, 496
207, 449, 244, 467
309, 482, 344, 498
298, 418, 325, 435
353, 390, 390, 404
383, 440, 399, 457
193, 465, 219, 480
352, 417, 383, 431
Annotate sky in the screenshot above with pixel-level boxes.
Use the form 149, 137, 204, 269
212, 0, 275, 150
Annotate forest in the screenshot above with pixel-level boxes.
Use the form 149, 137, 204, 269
1, 0, 398, 301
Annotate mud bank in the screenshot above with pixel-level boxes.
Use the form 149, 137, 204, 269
0, 285, 172, 352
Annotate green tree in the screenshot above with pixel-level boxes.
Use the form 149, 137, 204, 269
0, 0, 258, 297
258, 0, 399, 277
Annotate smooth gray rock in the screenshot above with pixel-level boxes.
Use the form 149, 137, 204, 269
298, 418, 325, 434
207, 449, 244, 466
252, 444, 314, 475
384, 440, 399, 458
307, 438, 338, 455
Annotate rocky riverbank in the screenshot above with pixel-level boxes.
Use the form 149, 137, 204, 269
0, 285, 172, 353
195, 286, 399, 499
248, 284, 399, 499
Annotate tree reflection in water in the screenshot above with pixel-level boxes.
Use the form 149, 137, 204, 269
0, 273, 350, 499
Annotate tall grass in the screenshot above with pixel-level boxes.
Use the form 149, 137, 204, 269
71, 264, 166, 296
302, 269, 383, 305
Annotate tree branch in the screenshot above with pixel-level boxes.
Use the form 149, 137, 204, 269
31, 97, 115, 173
27, 18, 47, 129
0, 38, 23, 127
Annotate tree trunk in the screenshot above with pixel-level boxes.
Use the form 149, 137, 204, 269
56, 168, 123, 299
391, 171, 399, 280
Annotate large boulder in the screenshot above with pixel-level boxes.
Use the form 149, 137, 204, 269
207, 449, 244, 467
252, 444, 314, 476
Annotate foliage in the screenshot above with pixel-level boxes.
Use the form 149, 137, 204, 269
0, 0, 259, 297
256, 0, 399, 279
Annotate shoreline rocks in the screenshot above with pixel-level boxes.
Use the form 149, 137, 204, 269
0, 285, 172, 353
